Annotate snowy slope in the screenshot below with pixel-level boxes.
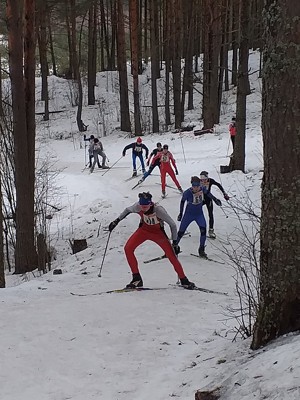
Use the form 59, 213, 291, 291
1, 51, 299, 400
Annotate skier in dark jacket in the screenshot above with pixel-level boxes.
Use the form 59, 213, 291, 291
122, 137, 149, 177
199, 171, 229, 238
83, 134, 100, 168
176, 176, 222, 258
137, 142, 162, 184
90, 138, 109, 172
108, 192, 195, 289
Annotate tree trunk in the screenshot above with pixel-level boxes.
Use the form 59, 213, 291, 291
0, 171, 5, 288
251, 0, 300, 349
151, 0, 160, 79
163, 0, 171, 126
117, 0, 131, 132
110, 0, 117, 70
231, 0, 250, 172
47, 11, 57, 76
7, 0, 37, 274
100, 0, 111, 70
231, 0, 239, 86
150, 0, 159, 132
129, 0, 142, 135
37, 0, 49, 120
181, 0, 194, 121
88, 2, 97, 105
172, 0, 182, 129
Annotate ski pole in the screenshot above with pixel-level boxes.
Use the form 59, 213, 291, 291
221, 206, 229, 219
179, 132, 187, 164
102, 155, 123, 176
98, 231, 112, 277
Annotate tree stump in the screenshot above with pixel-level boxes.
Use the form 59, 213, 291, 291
195, 388, 221, 400
70, 239, 87, 254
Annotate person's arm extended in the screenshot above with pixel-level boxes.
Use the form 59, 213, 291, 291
151, 153, 160, 166
210, 178, 225, 194
203, 187, 222, 206
142, 144, 149, 158
118, 203, 140, 220
122, 143, 133, 156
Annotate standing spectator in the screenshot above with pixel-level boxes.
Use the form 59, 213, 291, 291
90, 138, 109, 172
108, 192, 195, 289
228, 117, 237, 150
199, 171, 229, 238
151, 144, 182, 198
122, 137, 149, 177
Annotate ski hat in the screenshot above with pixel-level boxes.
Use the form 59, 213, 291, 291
191, 176, 201, 186
136, 137, 142, 143
157, 142, 162, 147
138, 192, 153, 205
163, 144, 168, 150
90, 135, 95, 139
200, 171, 208, 179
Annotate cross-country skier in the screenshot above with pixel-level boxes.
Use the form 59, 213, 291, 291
199, 171, 229, 238
90, 138, 109, 172
83, 134, 100, 168
136, 142, 162, 185
122, 137, 149, 177
175, 176, 222, 258
151, 144, 183, 198
108, 192, 195, 289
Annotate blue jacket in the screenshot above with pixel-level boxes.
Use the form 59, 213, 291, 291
179, 187, 217, 215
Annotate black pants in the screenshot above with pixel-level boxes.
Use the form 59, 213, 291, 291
204, 197, 214, 229
231, 135, 235, 149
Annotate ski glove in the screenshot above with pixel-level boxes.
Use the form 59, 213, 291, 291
172, 241, 181, 255
175, 168, 179, 175
214, 198, 222, 207
177, 213, 182, 222
108, 218, 120, 232
224, 193, 230, 201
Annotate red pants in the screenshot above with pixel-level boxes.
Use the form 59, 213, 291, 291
124, 227, 185, 279
160, 165, 181, 191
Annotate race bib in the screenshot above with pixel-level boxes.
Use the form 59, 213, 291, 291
192, 191, 204, 204
161, 154, 169, 162
143, 213, 160, 226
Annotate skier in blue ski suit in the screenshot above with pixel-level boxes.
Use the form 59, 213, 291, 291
175, 176, 222, 258
122, 137, 149, 177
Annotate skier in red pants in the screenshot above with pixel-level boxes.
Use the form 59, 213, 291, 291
108, 192, 195, 289
151, 144, 183, 198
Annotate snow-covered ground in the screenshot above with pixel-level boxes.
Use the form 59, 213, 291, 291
1, 52, 299, 400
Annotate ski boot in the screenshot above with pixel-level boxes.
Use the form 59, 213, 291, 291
208, 228, 216, 239
137, 177, 145, 185
178, 187, 183, 194
132, 170, 137, 177
198, 245, 208, 259
102, 165, 109, 169
126, 273, 143, 289
180, 276, 195, 290
161, 190, 166, 199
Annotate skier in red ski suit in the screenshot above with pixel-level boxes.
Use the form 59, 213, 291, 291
151, 144, 183, 198
108, 192, 195, 289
